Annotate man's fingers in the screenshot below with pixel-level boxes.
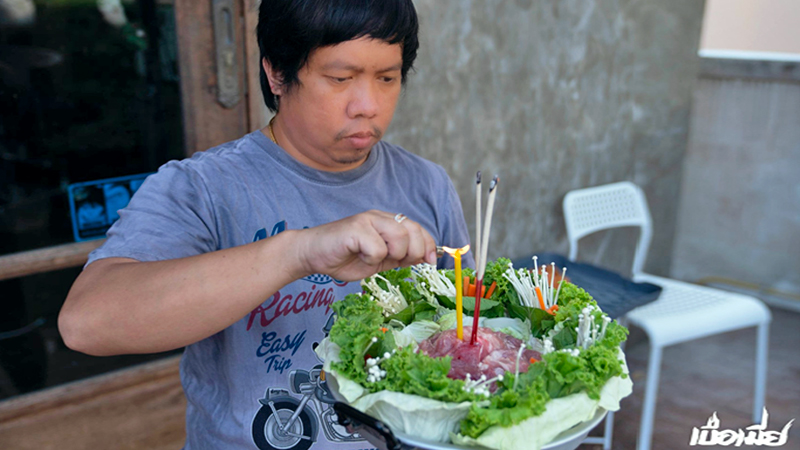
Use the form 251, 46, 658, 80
373, 211, 437, 267
354, 228, 389, 266
393, 212, 438, 266
399, 224, 426, 266
422, 228, 437, 265
372, 212, 411, 262
376, 258, 402, 273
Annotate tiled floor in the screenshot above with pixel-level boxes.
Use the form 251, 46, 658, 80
602, 306, 800, 449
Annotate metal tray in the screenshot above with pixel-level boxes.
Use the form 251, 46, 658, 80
334, 402, 607, 450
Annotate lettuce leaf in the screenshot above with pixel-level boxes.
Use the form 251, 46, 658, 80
482, 257, 514, 305
507, 303, 556, 338
328, 294, 389, 384
453, 390, 597, 450
396, 320, 441, 344
368, 346, 477, 403
387, 301, 437, 325
481, 317, 532, 342
553, 283, 594, 321
459, 376, 550, 437
350, 391, 476, 443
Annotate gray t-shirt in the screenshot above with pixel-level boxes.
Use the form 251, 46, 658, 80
87, 130, 474, 450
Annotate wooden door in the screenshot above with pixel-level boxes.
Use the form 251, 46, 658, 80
174, 0, 265, 155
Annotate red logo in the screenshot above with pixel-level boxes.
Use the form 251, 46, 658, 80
247, 284, 337, 331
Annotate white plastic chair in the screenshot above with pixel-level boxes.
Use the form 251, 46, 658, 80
563, 181, 771, 450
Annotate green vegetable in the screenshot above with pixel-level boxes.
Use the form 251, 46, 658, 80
507, 303, 556, 338
440, 296, 505, 318
328, 294, 388, 383
482, 257, 515, 305
460, 376, 549, 437
553, 283, 594, 321
551, 326, 576, 349
396, 320, 441, 344
387, 301, 437, 325
481, 317, 532, 342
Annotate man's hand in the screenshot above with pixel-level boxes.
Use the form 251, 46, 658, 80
294, 210, 437, 281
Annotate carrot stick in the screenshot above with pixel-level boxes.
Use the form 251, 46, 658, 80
535, 286, 546, 310
485, 281, 497, 299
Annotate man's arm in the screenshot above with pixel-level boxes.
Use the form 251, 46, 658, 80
58, 210, 436, 356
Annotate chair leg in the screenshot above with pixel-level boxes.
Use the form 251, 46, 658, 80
753, 322, 769, 423
637, 345, 662, 450
602, 409, 614, 450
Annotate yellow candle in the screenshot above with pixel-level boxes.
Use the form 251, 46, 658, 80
442, 245, 470, 340
455, 248, 464, 340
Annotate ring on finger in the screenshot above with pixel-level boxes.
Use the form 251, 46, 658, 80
394, 213, 407, 224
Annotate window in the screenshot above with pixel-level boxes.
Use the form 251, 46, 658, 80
0, 0, 184, 400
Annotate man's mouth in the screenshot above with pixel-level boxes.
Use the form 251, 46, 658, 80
341, 130, 380, 148
346, 132, 375, 139
336, 125, 383, 147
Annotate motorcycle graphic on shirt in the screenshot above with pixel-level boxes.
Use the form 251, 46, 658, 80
251, 314, 363, 450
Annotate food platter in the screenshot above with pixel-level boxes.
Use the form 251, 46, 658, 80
334, 401, 607, 450
321, 259, 634, 450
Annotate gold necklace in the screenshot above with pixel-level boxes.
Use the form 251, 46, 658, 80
268, 116, 278, 145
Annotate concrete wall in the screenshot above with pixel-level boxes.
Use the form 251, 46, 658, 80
384, 0, 706, 275
671, 63, 800, 296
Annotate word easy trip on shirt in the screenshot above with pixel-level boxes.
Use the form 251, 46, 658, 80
255, 330, 307, 374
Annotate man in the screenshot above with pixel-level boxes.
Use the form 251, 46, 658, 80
59, 1, 474, 449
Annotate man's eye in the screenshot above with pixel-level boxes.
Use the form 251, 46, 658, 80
380, 76, 397, 83
329, 77, 349, 83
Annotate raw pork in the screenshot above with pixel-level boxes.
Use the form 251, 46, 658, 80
418, 327, 541, 382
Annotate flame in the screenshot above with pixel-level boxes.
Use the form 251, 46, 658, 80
441, 244, 471, 256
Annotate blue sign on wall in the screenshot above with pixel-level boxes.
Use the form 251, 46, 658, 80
67, 173, 153, 242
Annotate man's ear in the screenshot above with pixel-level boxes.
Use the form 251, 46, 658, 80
262, 58, 285, 96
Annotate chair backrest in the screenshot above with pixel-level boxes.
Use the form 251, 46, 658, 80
562, 181, 653, 277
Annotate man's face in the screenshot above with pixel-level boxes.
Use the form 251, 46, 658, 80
269, 37, 404, 172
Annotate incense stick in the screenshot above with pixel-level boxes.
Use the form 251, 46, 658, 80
471, 175, 499, 345
474, 171, 482, 273
477, 176, 499, 280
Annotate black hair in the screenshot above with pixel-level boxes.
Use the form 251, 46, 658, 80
257, 0, 419, 112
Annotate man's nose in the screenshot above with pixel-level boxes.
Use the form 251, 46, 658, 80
346, 80, 379, 119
